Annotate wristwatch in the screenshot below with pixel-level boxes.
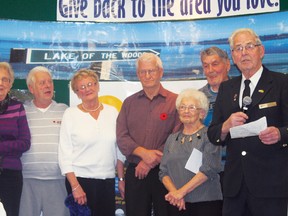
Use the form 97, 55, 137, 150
119, 177, 125, 181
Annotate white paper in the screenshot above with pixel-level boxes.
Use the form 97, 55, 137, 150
185, 148, 202, 174
230, 116, 267, 139
0, 202, 6, 216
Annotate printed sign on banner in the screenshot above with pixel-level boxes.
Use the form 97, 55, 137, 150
57, 0, 280, 22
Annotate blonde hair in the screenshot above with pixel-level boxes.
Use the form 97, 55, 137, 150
0, 62, 14, 84
70, 69, 99, 93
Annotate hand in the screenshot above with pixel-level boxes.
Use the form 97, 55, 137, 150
226, 112, 248, 128
259, 126, 281, 145
222, 112, 248, 134
72, 185, 87, 205
141, 149, 163, 168
166, 196, 186, 211
118, 180, 125, 199
135, 160, 151, 179
176, 198, 186, 211
165, 190, 185, 205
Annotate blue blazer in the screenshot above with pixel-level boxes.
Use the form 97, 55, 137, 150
208, 66, 288, 198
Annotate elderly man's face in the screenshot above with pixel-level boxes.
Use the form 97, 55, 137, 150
137, 60, 163, 90
202, 54, 230, 91
29, 72, 54, 104
231, 32, 264, 77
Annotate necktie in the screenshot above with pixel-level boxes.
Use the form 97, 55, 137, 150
242, 79, 251, 109
243, 79, 251, 100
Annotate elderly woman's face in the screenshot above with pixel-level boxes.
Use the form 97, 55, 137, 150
178, 97, 203, 125
0, 68, 12, 101
75, 76, 99, 102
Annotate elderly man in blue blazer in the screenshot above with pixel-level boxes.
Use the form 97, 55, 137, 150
208, 28, 288, 216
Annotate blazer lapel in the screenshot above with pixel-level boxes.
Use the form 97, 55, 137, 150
230, 76, 242, 111
250, 68, 273, 111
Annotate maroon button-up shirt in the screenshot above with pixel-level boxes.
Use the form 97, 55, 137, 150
116, 85, 180, 164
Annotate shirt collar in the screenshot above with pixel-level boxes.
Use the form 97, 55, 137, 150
138, 84, 166, 99
241, 66, 263, 88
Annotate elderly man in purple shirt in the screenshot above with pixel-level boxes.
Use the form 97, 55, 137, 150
117, 53, 180, 216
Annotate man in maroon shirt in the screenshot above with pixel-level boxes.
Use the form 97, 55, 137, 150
117, 53, 180, 216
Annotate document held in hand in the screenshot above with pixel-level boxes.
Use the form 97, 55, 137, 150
230, 116, 267, 139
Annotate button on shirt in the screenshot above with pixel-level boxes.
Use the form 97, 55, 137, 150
241, 151, 247, 156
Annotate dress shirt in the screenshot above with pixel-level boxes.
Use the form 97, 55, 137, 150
117, 85, 179, 164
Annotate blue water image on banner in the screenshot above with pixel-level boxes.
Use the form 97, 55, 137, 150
0, 11, 288, 81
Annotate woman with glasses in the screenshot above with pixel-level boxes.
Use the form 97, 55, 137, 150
0, 62, 31, 216
159, 88, 222, 216
59, 69, 125, 216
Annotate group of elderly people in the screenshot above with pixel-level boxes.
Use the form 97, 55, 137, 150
0, 27, 287, 216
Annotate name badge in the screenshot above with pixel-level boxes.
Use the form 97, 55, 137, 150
259, 102, 277, 109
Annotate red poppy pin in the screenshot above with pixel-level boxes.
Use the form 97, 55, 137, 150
160, 113, 168, 120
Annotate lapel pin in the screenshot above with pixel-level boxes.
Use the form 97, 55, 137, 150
233, 94, 237, 101
258, 89, 264, 93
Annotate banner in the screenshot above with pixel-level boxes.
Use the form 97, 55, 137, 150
3, 11, 288, 82
2, 8, 287, 216
57, 0, 280, 22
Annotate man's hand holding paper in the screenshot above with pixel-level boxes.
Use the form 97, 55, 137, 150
229, 116, 267, 139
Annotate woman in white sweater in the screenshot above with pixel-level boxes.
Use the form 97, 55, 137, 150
59, 69, 125, 216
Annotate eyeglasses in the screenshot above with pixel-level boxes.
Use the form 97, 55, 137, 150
38, 80, 53, 86
0, 77, 10, 84
138, 69, 158, 77
77, 82, 96, 91
178, 105, 200, 112
232, 43, 261, 53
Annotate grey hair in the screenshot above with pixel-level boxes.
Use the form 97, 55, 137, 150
70, 68, 99, 93
0, 62, 14, 84
228, 28, 262, 49
136, 52, 163, 71
176, 88, 209, 118
26, 66, 52, 87
200, 46, 229, 62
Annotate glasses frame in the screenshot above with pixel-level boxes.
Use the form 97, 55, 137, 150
138, 68, 158, 77
37, 79, 53, 87
178, 105, 201, 112
0, 77, 11, 84
77, 82, 96, 92
232, 43, 261, 53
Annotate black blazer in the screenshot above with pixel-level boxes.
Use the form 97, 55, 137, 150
208, 66, 288, 198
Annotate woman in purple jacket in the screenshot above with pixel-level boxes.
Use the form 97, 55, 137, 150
0, 62, 31, 216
